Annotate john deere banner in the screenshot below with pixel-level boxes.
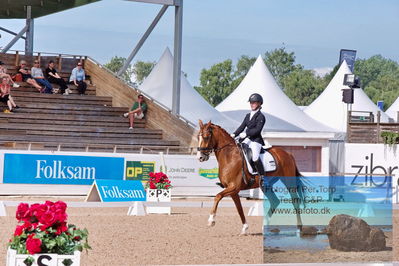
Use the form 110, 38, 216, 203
163, 155, 219, 186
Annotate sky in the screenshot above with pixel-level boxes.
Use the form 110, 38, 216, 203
0, 0, 398, 85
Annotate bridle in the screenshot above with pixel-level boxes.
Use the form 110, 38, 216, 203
197, 126, 235, 155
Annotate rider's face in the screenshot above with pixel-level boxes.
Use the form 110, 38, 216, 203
250, 101, 260, 111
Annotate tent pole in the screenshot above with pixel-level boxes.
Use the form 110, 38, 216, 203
25, 6, 34, 56
172, 1, 183, 115
117, 5, 169, 77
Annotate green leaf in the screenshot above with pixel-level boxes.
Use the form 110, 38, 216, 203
23, 256, 34, 266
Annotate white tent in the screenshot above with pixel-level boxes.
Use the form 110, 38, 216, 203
216, 55, 335, 133
305, 61, 390, 132
386, 97, 399, 121
138, 48, 240, 131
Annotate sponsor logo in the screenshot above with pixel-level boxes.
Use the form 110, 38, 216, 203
198, 167, 219, 179
100, 185, 144, 199
35, 160, 95, 180
126, 161, 155, 180
350, 153, 398, 187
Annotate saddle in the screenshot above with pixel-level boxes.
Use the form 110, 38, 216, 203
239, 142, 277, 175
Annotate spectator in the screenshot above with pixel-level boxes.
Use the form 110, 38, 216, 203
45, 60, 71, 95
31, 60, 53, 94
17, 60, 43, 92
123, 94, 147, 129
0, 61, 20, 88
69, 62, 87, 95
0, 77, 18, 113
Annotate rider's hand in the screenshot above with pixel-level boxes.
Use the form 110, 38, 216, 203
230, 133, 235, 138
239, 132, 247, 139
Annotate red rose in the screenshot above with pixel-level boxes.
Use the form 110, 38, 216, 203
33, 204, 49, 222
54, 201, 67, 213
26, 235, 42, 255
149, 182, 156, 189
55, 210, 68, 223
16, 203, 30, 221
39, 211, 56, 227
55, 222, 68, 235
14, 225, 24, 236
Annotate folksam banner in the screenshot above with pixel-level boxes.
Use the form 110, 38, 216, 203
3, 154, 124, 185
94, 179, 146, 202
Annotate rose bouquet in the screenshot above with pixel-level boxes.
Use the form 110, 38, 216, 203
144, 172, 172, 190
8, 201, 90, 265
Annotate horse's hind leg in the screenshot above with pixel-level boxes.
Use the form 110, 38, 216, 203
231, 193, 248, 235
209, 186, 238, 227
289, 191, 303, 232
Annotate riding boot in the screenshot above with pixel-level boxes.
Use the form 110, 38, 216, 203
255, 159, 270, 189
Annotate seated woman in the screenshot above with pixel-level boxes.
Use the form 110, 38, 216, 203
69, 62, 87, 95
17, 60, 43, 92
31, 60, 53, 94
45, 60, 71, 95
0, 77, 18, 113
123, 94, 147, 129
0, 61, 20, 88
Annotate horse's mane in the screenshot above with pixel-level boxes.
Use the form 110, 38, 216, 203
210, 123, 235, 142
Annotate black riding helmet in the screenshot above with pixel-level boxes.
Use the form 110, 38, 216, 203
248, 93, 263, 105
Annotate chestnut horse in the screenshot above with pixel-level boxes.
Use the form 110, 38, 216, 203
197, 120, 306, 235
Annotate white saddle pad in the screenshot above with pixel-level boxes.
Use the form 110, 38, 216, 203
243, 146, 277, 175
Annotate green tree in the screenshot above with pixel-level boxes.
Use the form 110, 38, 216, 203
282, 69, 327, 106
194, 59, 234, 106
264, 47, 303, 85
133, 61, 156, 85
364, 73, 399, 110
104, 56, 134, 83
231, 55, 256, 89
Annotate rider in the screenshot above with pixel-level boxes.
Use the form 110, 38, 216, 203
230, 93, 266, 186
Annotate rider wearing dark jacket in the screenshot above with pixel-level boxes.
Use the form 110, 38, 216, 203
231, 93, 266, 178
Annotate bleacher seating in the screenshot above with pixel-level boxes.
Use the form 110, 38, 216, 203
0, 53, 189, 154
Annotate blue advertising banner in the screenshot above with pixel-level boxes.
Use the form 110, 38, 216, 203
3, 154, 124, 185
94, 179, 146, 202
339, 49, 357, 72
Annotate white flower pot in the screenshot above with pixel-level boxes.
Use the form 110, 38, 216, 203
6, 248, 80, 266
146, 188, 171, 215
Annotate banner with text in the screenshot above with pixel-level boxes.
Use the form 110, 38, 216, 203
163, 155, 219, 186
3, 153, 124, 185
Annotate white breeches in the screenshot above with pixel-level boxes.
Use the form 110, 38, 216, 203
243, 138, 262, 161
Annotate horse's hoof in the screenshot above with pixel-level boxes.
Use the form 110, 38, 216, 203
240, 223, 249, 235
208, 221, 215, 227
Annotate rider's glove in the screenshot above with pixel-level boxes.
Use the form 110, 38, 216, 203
230, 133, 235, 138
239, 132, 247, 139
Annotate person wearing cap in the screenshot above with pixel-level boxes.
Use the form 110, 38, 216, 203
69, 62, 87, 95
0, 61, 20, 88
123, 94, 147, 129
230, 93, 266, 185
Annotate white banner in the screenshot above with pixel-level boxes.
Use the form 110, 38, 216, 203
345, 143, 398, 203
163, 155, 219, 187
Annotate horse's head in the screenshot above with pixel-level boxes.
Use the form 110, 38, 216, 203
197, 120, 215, 162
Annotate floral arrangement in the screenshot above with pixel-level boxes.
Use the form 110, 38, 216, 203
145, 172, 172, 190
8, 201, 90, 264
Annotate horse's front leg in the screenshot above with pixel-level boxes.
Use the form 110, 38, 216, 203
209, 186, 237, 227
231, 193, 249, 235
